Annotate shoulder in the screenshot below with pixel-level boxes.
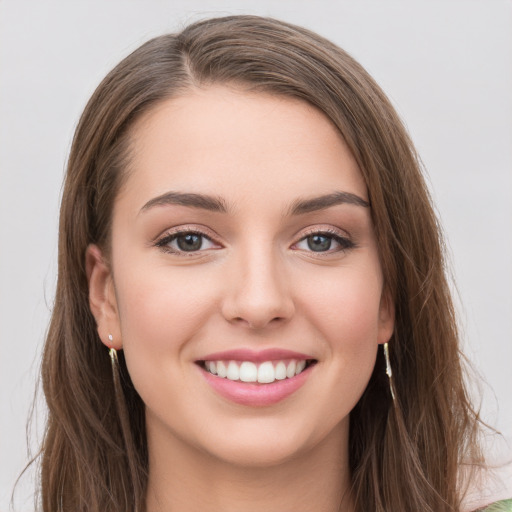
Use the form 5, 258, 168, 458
475, 499, 512, 512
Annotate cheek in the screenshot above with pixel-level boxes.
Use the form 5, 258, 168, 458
113, 263, 219, 371
295, 261, 384, 399
112, 262, 227, 421
299, 263, 384, 344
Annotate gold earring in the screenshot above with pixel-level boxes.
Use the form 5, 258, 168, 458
383, 342, 396, 401
108, 334, 118, 364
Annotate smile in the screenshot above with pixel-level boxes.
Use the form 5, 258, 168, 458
196, 349, 318, 407
200, 359, 315, 384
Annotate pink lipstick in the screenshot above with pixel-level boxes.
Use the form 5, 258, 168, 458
196, 348, 317, 407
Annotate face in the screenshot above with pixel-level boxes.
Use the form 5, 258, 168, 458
88, 85, 394, 467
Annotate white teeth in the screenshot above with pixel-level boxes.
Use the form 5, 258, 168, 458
226, 361, 239, 381
286, 360, 296, 378
239, 362, 257, 382
275, 361, 287, 380
257, 361, 275, 383
204, 358, 312, 384
216, 361, 227, 378
295, 360, 306, 375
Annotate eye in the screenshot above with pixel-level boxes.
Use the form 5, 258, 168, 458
156, 230, 219, 254
294, 231, 354, 253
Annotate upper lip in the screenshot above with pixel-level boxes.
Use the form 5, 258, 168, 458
197, 348, 315, 363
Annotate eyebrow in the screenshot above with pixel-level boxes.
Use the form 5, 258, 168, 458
288, 191, 369, 215
140, 191, 228, 214
139, 190, 369, 216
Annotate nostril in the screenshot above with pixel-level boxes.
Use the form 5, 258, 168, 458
241, 316, 289, 330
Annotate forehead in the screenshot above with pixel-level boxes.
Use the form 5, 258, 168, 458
120, 85, 367, 212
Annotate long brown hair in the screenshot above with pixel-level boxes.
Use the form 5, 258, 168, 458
38, 15, 482, 512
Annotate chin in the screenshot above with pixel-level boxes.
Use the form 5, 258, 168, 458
193, 414, 347, 469
203, 433, 311, 469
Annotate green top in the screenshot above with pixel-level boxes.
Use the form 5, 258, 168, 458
479, 499, 512, 511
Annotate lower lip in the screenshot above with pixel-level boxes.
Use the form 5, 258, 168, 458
199, 364, 314, 407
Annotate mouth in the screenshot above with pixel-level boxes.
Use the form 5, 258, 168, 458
195, 350, 318, 407
196, 358, 317, 385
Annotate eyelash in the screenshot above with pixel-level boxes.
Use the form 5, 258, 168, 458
155, 229, 218, 255
154, 228, 355, 256
293, 228, 356, 254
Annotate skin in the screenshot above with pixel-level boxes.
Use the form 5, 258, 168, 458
87, 85, 395, 512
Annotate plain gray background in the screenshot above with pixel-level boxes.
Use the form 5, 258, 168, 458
1, 1, 511, 510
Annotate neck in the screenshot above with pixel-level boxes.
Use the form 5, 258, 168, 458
145, 421, 354, 512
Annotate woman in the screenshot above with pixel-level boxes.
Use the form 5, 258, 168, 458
37, 15, 511, 512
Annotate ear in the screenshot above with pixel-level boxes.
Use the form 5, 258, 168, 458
85, 244, 122, 350
377, 289, 395, 344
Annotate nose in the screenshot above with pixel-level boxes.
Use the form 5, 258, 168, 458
221, 246, 295, 330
